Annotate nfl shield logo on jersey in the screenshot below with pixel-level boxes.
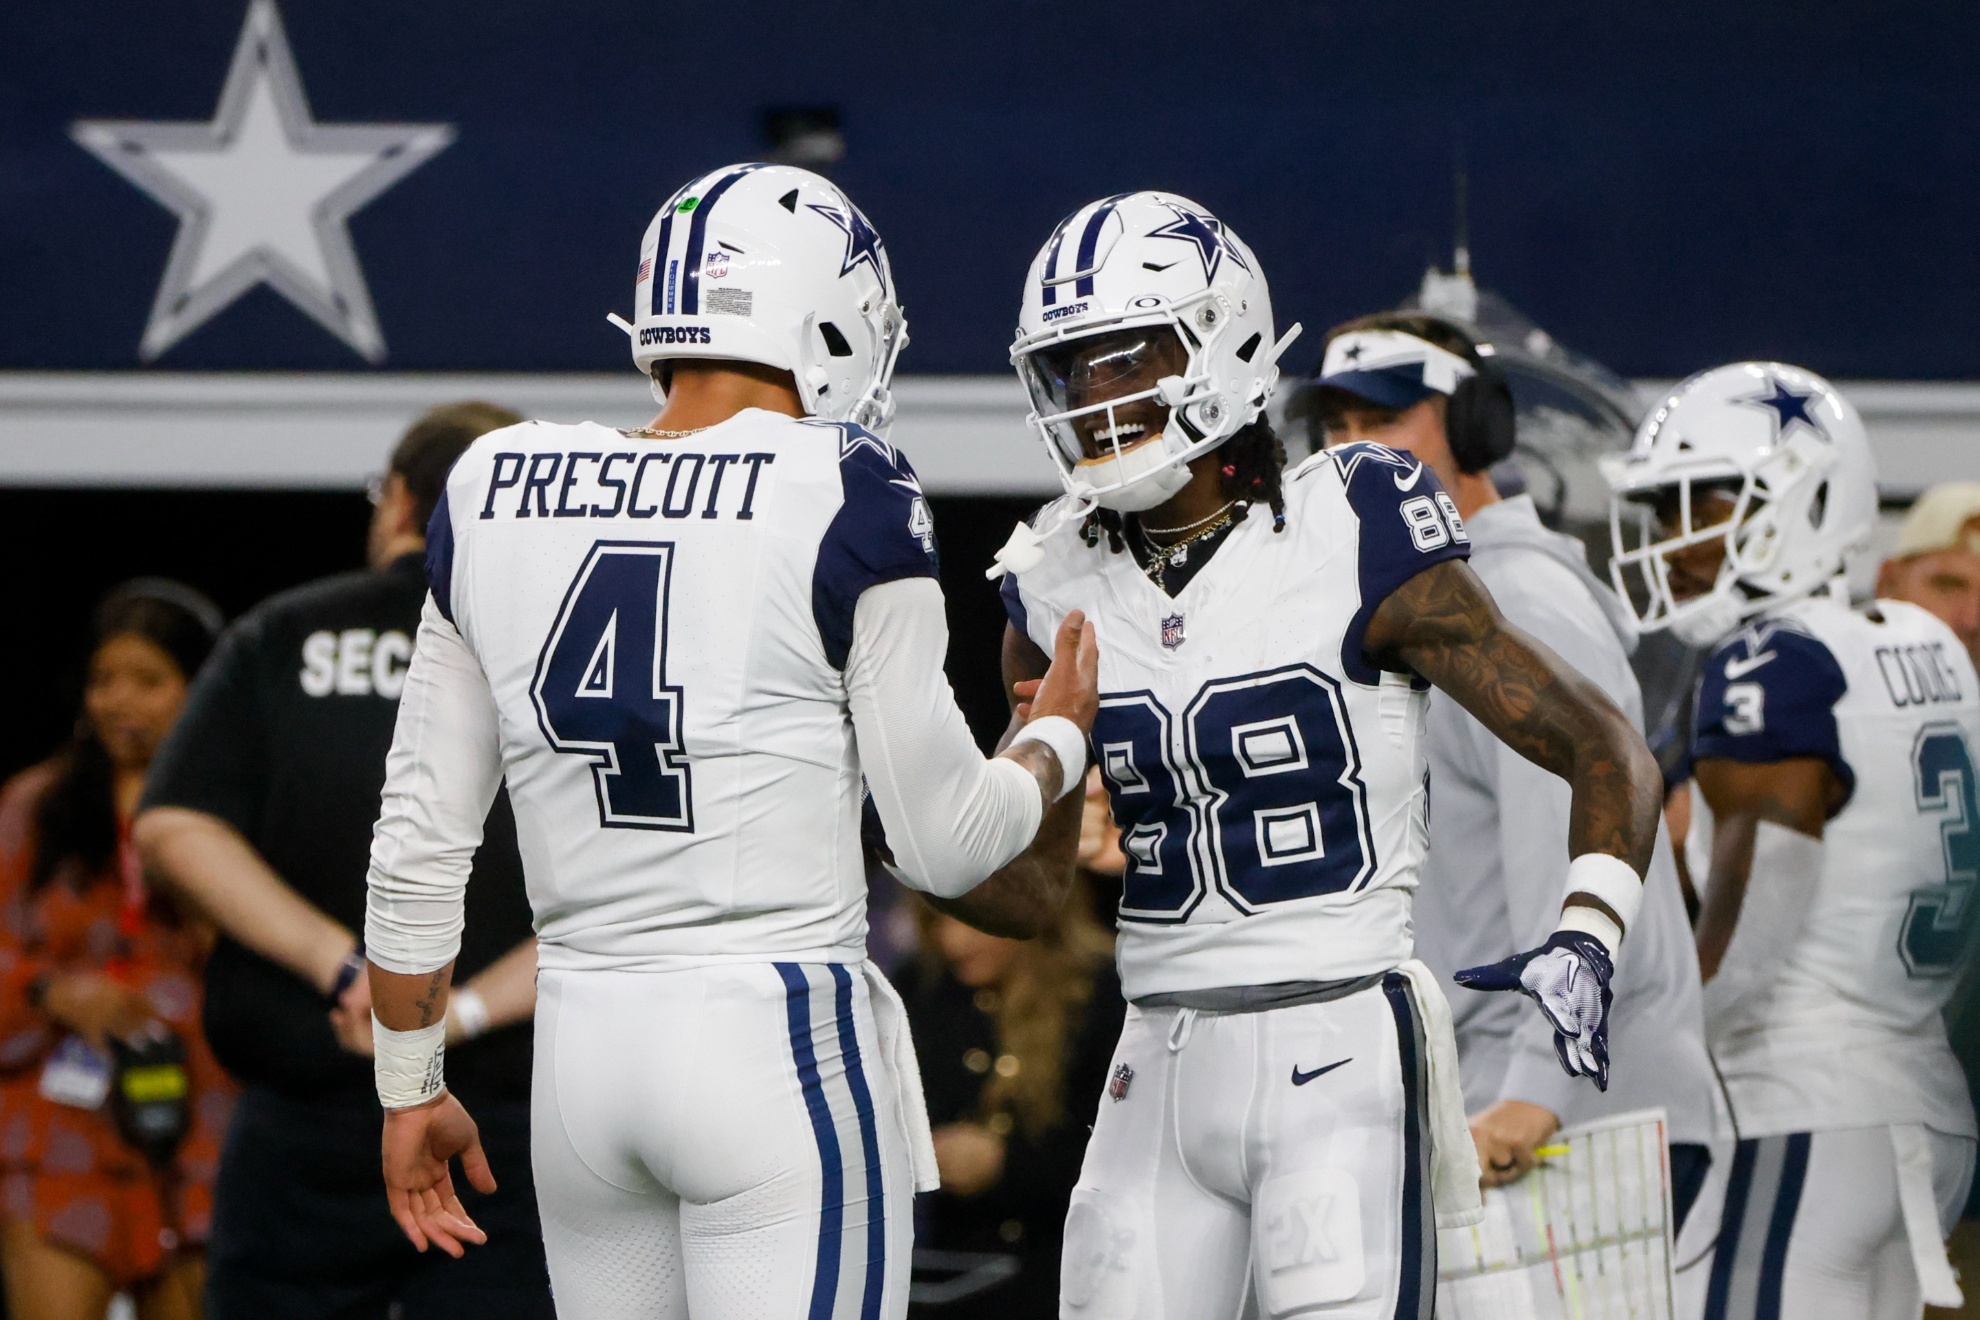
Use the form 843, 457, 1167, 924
1160, 613, 1185, 650
1108, 1062, 1135, 1101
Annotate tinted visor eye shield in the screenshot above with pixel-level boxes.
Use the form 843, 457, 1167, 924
1017, 323, 1200, 471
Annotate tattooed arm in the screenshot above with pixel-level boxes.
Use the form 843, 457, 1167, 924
1365, 559, 1662, 915
912, 624, 1084, 938
1689, 757, 1835, 980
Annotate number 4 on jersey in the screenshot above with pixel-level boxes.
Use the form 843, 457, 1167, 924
531, 541, 693, 831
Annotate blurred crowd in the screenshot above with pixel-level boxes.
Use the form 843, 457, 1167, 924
3, 391, 1980, 1320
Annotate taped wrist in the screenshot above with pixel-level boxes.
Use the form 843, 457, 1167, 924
1009, 715, 1087, 800
373, 1017, 446, 1109
1558, 853, 1642, 947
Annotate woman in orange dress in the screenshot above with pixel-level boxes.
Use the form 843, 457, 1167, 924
0, 581, 236, 1320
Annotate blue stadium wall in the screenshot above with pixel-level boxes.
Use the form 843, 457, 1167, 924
4, 0, 1977, 379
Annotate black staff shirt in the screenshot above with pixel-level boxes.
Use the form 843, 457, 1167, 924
143, 553, 535, 1105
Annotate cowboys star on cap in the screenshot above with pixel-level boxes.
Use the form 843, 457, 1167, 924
1146, 204, 1248, 284
1745, 379, 1825, 440
807, 200, 888, 284
70, 0, 453, 362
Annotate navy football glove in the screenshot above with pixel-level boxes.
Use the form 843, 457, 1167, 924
1455, 930, 1615, 1090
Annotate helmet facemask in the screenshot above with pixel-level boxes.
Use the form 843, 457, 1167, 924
1609, 470, 1765, 646
1014, 306, 1225, 512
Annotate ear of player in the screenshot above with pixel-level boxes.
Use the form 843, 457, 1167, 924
609, 162, 908, 431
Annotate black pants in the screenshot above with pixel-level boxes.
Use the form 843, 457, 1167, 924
205, 1086, 554, 1320
1672, 1140, 1712, 1236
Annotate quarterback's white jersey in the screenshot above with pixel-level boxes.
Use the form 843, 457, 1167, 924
365, 410, 1039, 976
1002, 442, 1471, 1000
1692, 594, 1980, 1139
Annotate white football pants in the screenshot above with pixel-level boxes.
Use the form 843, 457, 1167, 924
1677, 1125, 1975, 1320
1061, 973, 1436, 1320
530, 963, 914, 1320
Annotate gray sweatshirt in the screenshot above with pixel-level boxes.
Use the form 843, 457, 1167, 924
1413, 495, 1724, 1145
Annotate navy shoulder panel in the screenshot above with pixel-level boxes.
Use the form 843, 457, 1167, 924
1330, 442, 1473, 684
1693, 617, 1854, 810
811, 423, 941, 670
1000, 569, 1029, 643
426, 488, 457, 624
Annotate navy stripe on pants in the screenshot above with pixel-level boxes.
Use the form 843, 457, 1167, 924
778, 963, 889, 1320
1704, 1133, 1812, 1320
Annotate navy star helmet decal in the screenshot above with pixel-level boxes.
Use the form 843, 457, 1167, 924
1145, 203, 1249, 284
807, 199, 888, 283
1745, 379, 1826, 441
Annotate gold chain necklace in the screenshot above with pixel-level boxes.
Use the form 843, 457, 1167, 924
1141, 500, 1236, 538
623, 425, 711, 439
1135, 508, 1238, 584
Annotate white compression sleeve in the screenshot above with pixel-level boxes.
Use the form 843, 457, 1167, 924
1700, 819, 1823, 1037
847, 578, 1044, 899
364, 597, 505, 975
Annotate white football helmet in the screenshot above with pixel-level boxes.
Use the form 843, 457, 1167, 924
613, 163, 907, 431
1009, 192, 1299, 512
1602, 362, 1877, 646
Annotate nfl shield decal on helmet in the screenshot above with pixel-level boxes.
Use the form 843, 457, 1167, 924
1161, 613, 1186, 650
1108, 1062, 1135, 1102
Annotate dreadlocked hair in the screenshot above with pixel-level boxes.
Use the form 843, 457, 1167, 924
1077, 419, 1289, 552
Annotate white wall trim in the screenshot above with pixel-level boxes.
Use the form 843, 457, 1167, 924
2, 371, 1976, 497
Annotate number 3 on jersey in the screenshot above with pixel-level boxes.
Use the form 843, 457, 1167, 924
1901, 722, 1979, 975
531, 541, 693, 831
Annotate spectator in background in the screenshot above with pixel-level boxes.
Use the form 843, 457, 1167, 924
0, 580, 229, 1320
133, 403, 552, 1320
1879, 481, 1980, 668
900, 850, 1122, 1320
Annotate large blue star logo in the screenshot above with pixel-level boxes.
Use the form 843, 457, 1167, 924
807, 201, 888, 284
1146, 204, 1248, 284
1744, 380, 1825, 441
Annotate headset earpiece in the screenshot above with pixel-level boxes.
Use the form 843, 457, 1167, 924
1445, 349, 1517, 474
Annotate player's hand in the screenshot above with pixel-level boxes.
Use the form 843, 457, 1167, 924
1455, 930, 1615, 1090
381, 1091, 497, 1257
1469, 1099, 1561, 1188
1025, 609, 1099, 732
328, 971, 375, 1057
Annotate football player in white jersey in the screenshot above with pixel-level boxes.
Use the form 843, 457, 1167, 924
354, 164, 1103, 1320
1605, 363, 1980, 1320
986, 191, 1666, 1320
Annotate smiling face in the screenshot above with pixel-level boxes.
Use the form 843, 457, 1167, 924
1022, 325, 1189, 465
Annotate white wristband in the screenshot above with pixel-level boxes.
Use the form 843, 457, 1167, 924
1010, 715, 1087, 800
448, 986, 492, 1042
373, 1017, 446, 1109
1561, 852, 1643, 940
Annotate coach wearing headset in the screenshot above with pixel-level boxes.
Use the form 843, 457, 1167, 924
1302, 313, 1726, 1229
